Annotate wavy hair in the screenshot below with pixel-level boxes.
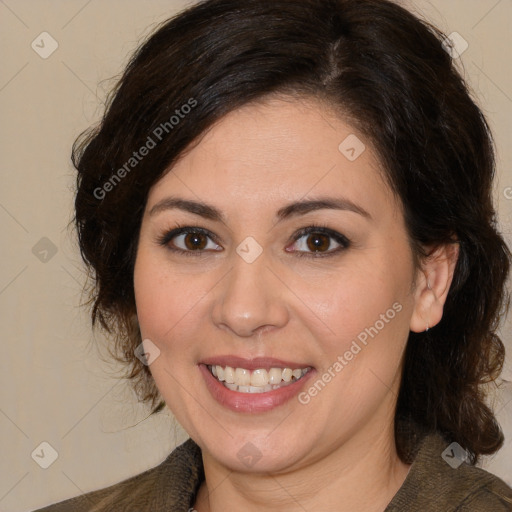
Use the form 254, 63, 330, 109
72, 0, 510, 463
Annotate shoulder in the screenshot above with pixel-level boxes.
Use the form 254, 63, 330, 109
451, 463, 512, 511
31, 438, 204, 512
386, 431, 512, 512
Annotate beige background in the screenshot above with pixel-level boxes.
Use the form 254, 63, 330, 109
0, 1, 510, 510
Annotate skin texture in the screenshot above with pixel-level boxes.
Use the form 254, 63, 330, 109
133, 96, 458, 511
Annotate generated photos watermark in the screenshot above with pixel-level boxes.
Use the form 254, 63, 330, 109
93, 98, 198, 200
236, 236, 264, 263
134, 338, 161, 366
237, 441, 263, 468
338, 133, 366, 161
441, 442, 470, 469
441, 31, 469, 59
31, 441, 59, 469
298, 301, 403, 405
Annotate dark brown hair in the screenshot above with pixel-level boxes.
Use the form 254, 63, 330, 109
73, 0, 510, 463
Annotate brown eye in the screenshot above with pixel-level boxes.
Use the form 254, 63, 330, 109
288, 226, 350, 257
159, 227, 222, 255
183, 232, 208, 250
306, 233, 331, 252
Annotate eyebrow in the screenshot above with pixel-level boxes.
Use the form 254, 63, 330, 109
148, 196, 371, 222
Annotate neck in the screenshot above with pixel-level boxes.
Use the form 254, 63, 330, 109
194, 416, 411, 512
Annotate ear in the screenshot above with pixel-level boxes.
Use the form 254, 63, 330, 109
410, 242, 459, 333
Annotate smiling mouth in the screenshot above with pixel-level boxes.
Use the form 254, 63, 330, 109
207, 364, 312, 393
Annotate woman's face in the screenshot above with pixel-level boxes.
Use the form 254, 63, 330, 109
134, 96, 423, 473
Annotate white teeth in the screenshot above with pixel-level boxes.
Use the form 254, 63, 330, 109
207, 364, 310, 393
250, 369, 268, 387
235, 367, 251, 386
268, 368, 282, 384
282, 368, 292, 382
224, 366, 235, 384
292, 369, 302, 379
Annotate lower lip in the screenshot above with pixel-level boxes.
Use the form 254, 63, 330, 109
199, 364, 315, 413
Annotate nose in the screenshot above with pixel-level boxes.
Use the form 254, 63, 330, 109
210, 251, 290, 338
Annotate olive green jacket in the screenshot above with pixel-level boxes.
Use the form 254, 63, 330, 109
33, 432, 512, 511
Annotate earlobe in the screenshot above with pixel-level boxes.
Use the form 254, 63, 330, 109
425, 279, 432, 331
409, 242, 459, 333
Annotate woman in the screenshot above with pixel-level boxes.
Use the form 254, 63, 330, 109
35, 0, 512, 510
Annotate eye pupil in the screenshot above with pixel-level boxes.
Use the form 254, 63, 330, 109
307, 233, 330, 252
184, 233, 207, 250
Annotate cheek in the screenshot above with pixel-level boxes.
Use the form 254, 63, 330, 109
306, 255, 412, 346
298, 251, 415, 402
133, 248, 201, 348
296, 269, 413, 421
133, 245, 227, 378
133, 248, 210, 414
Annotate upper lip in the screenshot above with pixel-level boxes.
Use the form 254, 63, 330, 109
200, 356, 312, 371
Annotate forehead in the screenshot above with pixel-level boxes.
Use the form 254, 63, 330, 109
148, 96, 399, 220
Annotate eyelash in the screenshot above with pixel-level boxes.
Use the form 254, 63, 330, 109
156, 223, 351, 258
291, 224, 351, 258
